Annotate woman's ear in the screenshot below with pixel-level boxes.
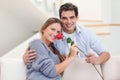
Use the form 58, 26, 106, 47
41, 29, 45, 34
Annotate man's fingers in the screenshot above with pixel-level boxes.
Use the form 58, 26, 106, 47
85, 58, 90, 63
26, 59, 35, 63
27, 50, 36, 54
29, 54, 36, 59
26, 46, 30, 51
86, 54, 93, 57
23, 51, 36, 62
26, 53, 36, 60
85, 55, 97, 64
25, 54, 36, 62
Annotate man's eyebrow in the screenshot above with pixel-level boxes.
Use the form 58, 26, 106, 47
61, 17, 67, 19
70, 16, 75, 18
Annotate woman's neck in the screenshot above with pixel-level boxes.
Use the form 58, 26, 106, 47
40, 37, 50, 47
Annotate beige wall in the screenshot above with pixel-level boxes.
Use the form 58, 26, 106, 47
0, 0, 48, 56
62, 0, 102, 20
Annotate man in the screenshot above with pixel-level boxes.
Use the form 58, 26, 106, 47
23, 3, 110, 64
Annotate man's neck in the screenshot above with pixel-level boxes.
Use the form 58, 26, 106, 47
63, 29, 76, 34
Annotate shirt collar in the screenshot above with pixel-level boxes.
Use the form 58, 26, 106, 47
75, 23, 82, 33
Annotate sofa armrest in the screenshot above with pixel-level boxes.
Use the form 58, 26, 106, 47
0, 58, 26, 80
102, 56, 120, 80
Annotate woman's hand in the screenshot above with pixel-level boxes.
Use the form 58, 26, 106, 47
69, 44, 79, 58
61, 54, 68, 60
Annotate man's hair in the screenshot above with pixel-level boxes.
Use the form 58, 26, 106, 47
59, 2, 78, 18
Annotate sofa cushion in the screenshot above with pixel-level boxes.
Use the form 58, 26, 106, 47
62, 57, 103, 80
0, 58, 26, 80
102, 56, 120, 80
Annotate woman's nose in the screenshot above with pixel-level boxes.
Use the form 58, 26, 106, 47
54, 31, 58, 36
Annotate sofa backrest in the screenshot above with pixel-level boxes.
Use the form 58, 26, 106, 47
0, 58, 26, 80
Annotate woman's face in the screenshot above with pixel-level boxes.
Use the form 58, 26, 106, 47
42, 23, 62, 45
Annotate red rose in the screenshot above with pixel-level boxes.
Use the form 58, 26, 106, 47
55, 33, 64, 39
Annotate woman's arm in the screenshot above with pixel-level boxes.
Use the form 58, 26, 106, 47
29, 39, 58, 78
56, 44, 79, 74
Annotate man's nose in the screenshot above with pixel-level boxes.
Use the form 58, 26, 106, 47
67, 18, 71, 23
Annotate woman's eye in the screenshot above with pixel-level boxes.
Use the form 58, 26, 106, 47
57, 31, 61, 34
51, 28, 55, 31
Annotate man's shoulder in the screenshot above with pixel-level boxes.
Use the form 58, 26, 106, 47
76, 23, 93, 33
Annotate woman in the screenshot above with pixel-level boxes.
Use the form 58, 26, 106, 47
26, 17, 79, 80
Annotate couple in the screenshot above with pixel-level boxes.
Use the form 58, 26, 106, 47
24, 3, 110, 80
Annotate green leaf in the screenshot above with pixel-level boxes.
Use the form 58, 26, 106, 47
71, 41, 74, 46
67, 37, 72, 43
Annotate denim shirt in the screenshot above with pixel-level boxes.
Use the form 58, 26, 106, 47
54, 23, 106, 57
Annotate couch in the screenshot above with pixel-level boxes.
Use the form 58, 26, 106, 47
0, 56, 120, 80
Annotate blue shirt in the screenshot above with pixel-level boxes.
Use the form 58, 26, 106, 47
26, 39, 61, 80
54, 24, 107, 57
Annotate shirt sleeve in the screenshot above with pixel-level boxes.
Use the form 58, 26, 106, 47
29, 39, 58, 78
89, 31, 106, 55
54, 39, 69, 55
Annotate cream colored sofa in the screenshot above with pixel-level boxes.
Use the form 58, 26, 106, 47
0, 56, 120, 80
1, 33, 120, 80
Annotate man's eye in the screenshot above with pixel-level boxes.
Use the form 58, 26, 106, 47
61, 17, 67, 20
70, 16, 75, 19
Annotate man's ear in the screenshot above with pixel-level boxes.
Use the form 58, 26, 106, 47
76, 16, 79, 20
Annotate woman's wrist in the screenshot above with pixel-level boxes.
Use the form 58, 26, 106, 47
68, 56, 75, 61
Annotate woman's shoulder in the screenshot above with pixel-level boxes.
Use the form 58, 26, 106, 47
30, 38, 41, 44
29, 38, 43, 47
29, 39, 49, 56
29, 38, 45, 50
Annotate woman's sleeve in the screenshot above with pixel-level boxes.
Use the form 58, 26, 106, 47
29, 40, 58, 78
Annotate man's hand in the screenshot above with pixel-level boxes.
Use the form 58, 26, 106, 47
23, 46, 36, 62
85, 52, 110, 65
85, 53, 99, 64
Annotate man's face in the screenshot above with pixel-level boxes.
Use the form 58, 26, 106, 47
60, 10, 78, 34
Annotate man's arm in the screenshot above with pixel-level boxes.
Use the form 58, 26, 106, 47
85, 52, 110, 64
